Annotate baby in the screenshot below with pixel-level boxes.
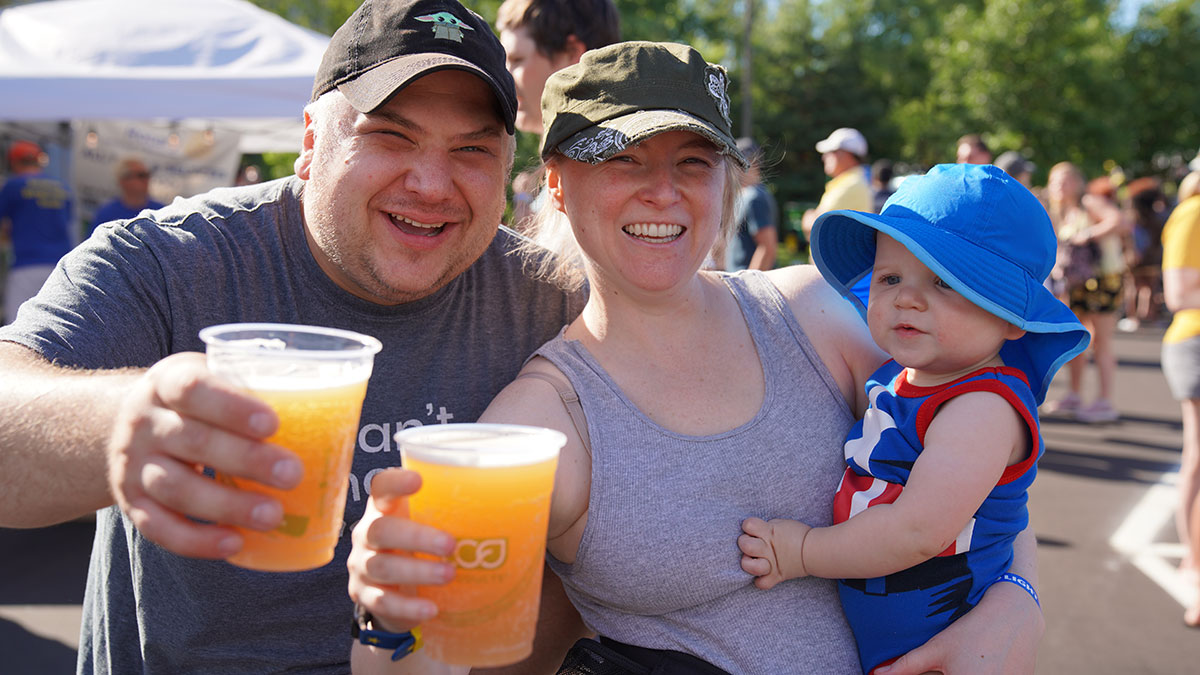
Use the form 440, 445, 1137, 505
739, 163, 1090, 673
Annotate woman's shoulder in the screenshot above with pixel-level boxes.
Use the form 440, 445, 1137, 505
764, 264, 860, 327
763, 264, 887, 412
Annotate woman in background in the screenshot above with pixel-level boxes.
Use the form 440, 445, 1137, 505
1045, 162, 1129, 423
1160, 170, 1200, 626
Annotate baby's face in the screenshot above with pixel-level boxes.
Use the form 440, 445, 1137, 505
866, 233, 1024, 386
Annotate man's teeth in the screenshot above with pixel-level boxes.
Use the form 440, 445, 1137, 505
390, 213, 445, 236
398, 215, 442, 229
623, 223, 683, 240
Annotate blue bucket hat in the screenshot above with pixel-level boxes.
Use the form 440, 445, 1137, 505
810, 163, 1090, 404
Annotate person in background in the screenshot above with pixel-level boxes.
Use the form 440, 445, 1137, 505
995, 151, 1036, 188
1159, 170, 1200, 627
496, 0, 620, 232
0, 1, 584, 672
801, 127, 872, 239
802, 127, 873, 305
1044, 162, 1128, 423
0, 140, 72, 325
725, 137, 778, 271
1121, 176, 1168, 332
996, 151, 1046, 212
870, 158, 895, 213
235, 163, 262, 186
496, 0, 619, 138
956, 133, 992, 165
92, 156, 164, 230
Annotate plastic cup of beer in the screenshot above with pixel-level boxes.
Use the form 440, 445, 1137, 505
199, 323, 382, 572
395, 423, 565, 667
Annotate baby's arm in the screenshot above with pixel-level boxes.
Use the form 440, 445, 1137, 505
740, 390, 1026, 585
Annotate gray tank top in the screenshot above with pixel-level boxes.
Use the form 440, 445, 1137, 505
537, 271, 862, 673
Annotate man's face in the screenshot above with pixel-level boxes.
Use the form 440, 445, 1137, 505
500, 26, 579, 135
956, 142, 991, 165
822, 150, 856, 178
296, 70, 514, 305
119, 162, 151, 202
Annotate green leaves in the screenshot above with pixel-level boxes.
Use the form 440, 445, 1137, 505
242, 0, 1200, 211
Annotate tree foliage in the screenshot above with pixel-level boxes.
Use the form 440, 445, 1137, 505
237, 0, 1200, 209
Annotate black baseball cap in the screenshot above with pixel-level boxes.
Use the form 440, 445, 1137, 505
539, 42, 747, 169
312, 0, 517, 133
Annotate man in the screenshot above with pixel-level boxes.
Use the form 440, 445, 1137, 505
0, 140, 72, 324
870, 158, 895, 214
801, 127, 872, 239
495, 0, 620, 137
995, 150, 1036, 188
956, 133, 992, 165
91, 156, 164, 230
0, 1, 584, 672
496, 0, 620, 230
725, 137, 778, 271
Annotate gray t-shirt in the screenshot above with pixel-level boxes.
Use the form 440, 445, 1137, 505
0, 176, 583, 674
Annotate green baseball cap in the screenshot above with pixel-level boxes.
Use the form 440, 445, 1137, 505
539, 41, 748, 169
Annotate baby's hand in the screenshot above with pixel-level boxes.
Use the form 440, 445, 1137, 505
739, 517, 811, 590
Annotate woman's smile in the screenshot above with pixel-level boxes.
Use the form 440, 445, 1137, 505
622, 222, 686, 243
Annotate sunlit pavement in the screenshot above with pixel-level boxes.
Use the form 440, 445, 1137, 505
1035, 325, 1200, 673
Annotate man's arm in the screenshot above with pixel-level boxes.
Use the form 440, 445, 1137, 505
0, 342, 132, 526
0, 341, 305, 561
747, 226, 777, 271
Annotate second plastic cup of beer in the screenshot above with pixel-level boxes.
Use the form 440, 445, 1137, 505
395, 423, 565, 667
199, 322, 381, 572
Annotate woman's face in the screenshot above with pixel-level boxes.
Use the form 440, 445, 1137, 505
1047, 165, 1082, 205
548, 130, 728, 296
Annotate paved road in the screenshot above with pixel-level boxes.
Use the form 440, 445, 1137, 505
1034, 325, 1200, 672
2, 326, 1199, 673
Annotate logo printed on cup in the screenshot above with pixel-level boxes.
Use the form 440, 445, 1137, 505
454, 538, 507, 570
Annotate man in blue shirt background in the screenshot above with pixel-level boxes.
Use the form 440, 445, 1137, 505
0, 140, 73, 324
92, 156, 164, 231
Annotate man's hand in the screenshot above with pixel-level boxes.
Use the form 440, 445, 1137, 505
347, 468, 457, 632
106, 352, 303, 559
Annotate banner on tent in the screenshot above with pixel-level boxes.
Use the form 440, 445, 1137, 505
71, 120, 242, 230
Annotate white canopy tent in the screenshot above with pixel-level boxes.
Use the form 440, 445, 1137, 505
0, 0, 328, 127
0, 0, 330, 226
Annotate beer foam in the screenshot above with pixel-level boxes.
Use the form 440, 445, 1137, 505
207, 353, 373, 391
227, 337, 288, 351
398, 425, 564, 468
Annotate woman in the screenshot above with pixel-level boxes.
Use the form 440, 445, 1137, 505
1160, 170, 1200, 627
348, 42, 1043, 674
1045, 162, 1128, 422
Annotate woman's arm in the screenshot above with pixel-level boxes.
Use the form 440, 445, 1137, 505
1163, 267, 1200, 313
876, 528, 1042, 675
349, 359, 592, 673
1161, 203, 1200, 312
1080, 193, 1129, 241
